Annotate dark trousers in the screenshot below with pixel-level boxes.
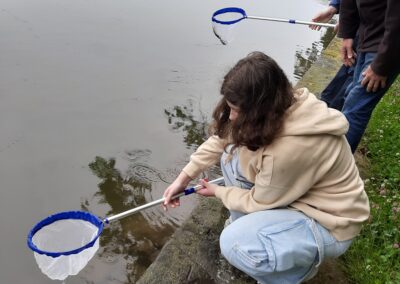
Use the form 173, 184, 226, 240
342, 52, 398, 153
320, 64, 354, 111
320, 34, 359, 111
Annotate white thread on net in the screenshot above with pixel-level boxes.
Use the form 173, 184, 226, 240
31, 219, 100, 280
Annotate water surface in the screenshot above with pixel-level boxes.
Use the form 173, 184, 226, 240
0, 0, 333, 282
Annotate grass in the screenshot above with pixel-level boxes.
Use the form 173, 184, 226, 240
342, 78, 400, 283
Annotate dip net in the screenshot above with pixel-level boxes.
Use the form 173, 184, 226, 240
27, 211, 103, 280
211, 7, 247, 45
27, 177, 225, 280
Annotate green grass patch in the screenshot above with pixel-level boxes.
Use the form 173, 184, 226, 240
342, 78, 400, 283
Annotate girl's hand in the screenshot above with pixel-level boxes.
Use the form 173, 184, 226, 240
163, 172, 191, 210
196, 179, 218, 197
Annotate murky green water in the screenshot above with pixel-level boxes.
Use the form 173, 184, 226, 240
0, 0, 333, 283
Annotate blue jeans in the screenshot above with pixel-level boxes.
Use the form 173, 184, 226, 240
220, 145, 254, 220
219, 148, 352, 283
320, 33, 358, 111
320, 64, 354, 111
342, 52, 398, 153
220, 210, 352, 284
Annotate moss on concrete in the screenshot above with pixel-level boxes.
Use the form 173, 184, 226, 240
295, 37, 342, 96
137, 197, 254, 284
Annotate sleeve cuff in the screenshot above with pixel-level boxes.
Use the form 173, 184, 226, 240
182, 162, 201, 179
214, 185, 226, 200
370, 61, 387, 77
329, 4, 340, 13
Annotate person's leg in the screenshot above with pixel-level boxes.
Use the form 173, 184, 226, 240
320, 64, 352, 110
219, 209, 352, 284
220, 209, 318, 284
342, 52, 398, 153
330, 65, 355, 110
320, 33, 359, 110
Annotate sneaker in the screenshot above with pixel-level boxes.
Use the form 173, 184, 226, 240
224, 216, 232, 228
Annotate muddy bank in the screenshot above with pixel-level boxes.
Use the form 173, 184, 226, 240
138, 37, 349, 284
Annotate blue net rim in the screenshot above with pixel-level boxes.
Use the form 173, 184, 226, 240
27, 211, 104, 258
212, 7, 247, 25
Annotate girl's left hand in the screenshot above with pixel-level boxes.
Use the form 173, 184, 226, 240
196, 179, 218, 197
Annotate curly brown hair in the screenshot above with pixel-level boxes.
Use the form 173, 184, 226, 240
210, 52, 294, 151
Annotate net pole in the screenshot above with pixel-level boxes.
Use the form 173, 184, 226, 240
246, 15, 336, 28
104, 177, 224, 223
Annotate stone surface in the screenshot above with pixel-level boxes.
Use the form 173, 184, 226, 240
137, 197, 254, 284
295, 37, 342, 96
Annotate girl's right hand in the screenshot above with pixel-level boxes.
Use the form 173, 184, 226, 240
163, 172, 192, 210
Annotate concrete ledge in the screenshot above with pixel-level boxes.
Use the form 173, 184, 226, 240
295, 37, 342, 95
138, 37, 350, 284
137, 197, 255, 283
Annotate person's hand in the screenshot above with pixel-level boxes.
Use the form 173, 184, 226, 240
334, 23, 339, 33
196, 179, 218, 197
361, 65, 387, 92
309, 6, 337, 31
163, 172, 191, 210
341, 38, 357, 67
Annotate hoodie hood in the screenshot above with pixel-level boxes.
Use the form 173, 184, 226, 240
280, 88, 349, 137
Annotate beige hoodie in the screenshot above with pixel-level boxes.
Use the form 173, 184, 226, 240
182, 88, 370, 241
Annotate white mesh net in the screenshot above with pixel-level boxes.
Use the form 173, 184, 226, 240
31, 219, 100, 280
212, 10, 244, 45
212, 23, 235, 45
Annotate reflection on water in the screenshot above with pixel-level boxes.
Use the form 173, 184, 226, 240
81, 99, 224, 282
164, 100, 208, 149
294, 26, 336, 80
79, 106, 214, 282
165, 100, 223, 179
82, 156, 176, 283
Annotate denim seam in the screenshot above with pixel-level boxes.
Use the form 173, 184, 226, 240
309, 219, 324, 268
232, 242, 271, 269
258, 219, 307, 236
323, 238, 337, 246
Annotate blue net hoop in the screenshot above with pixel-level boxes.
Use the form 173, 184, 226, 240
27, 211, 104, 258
212, 7, 247, 25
